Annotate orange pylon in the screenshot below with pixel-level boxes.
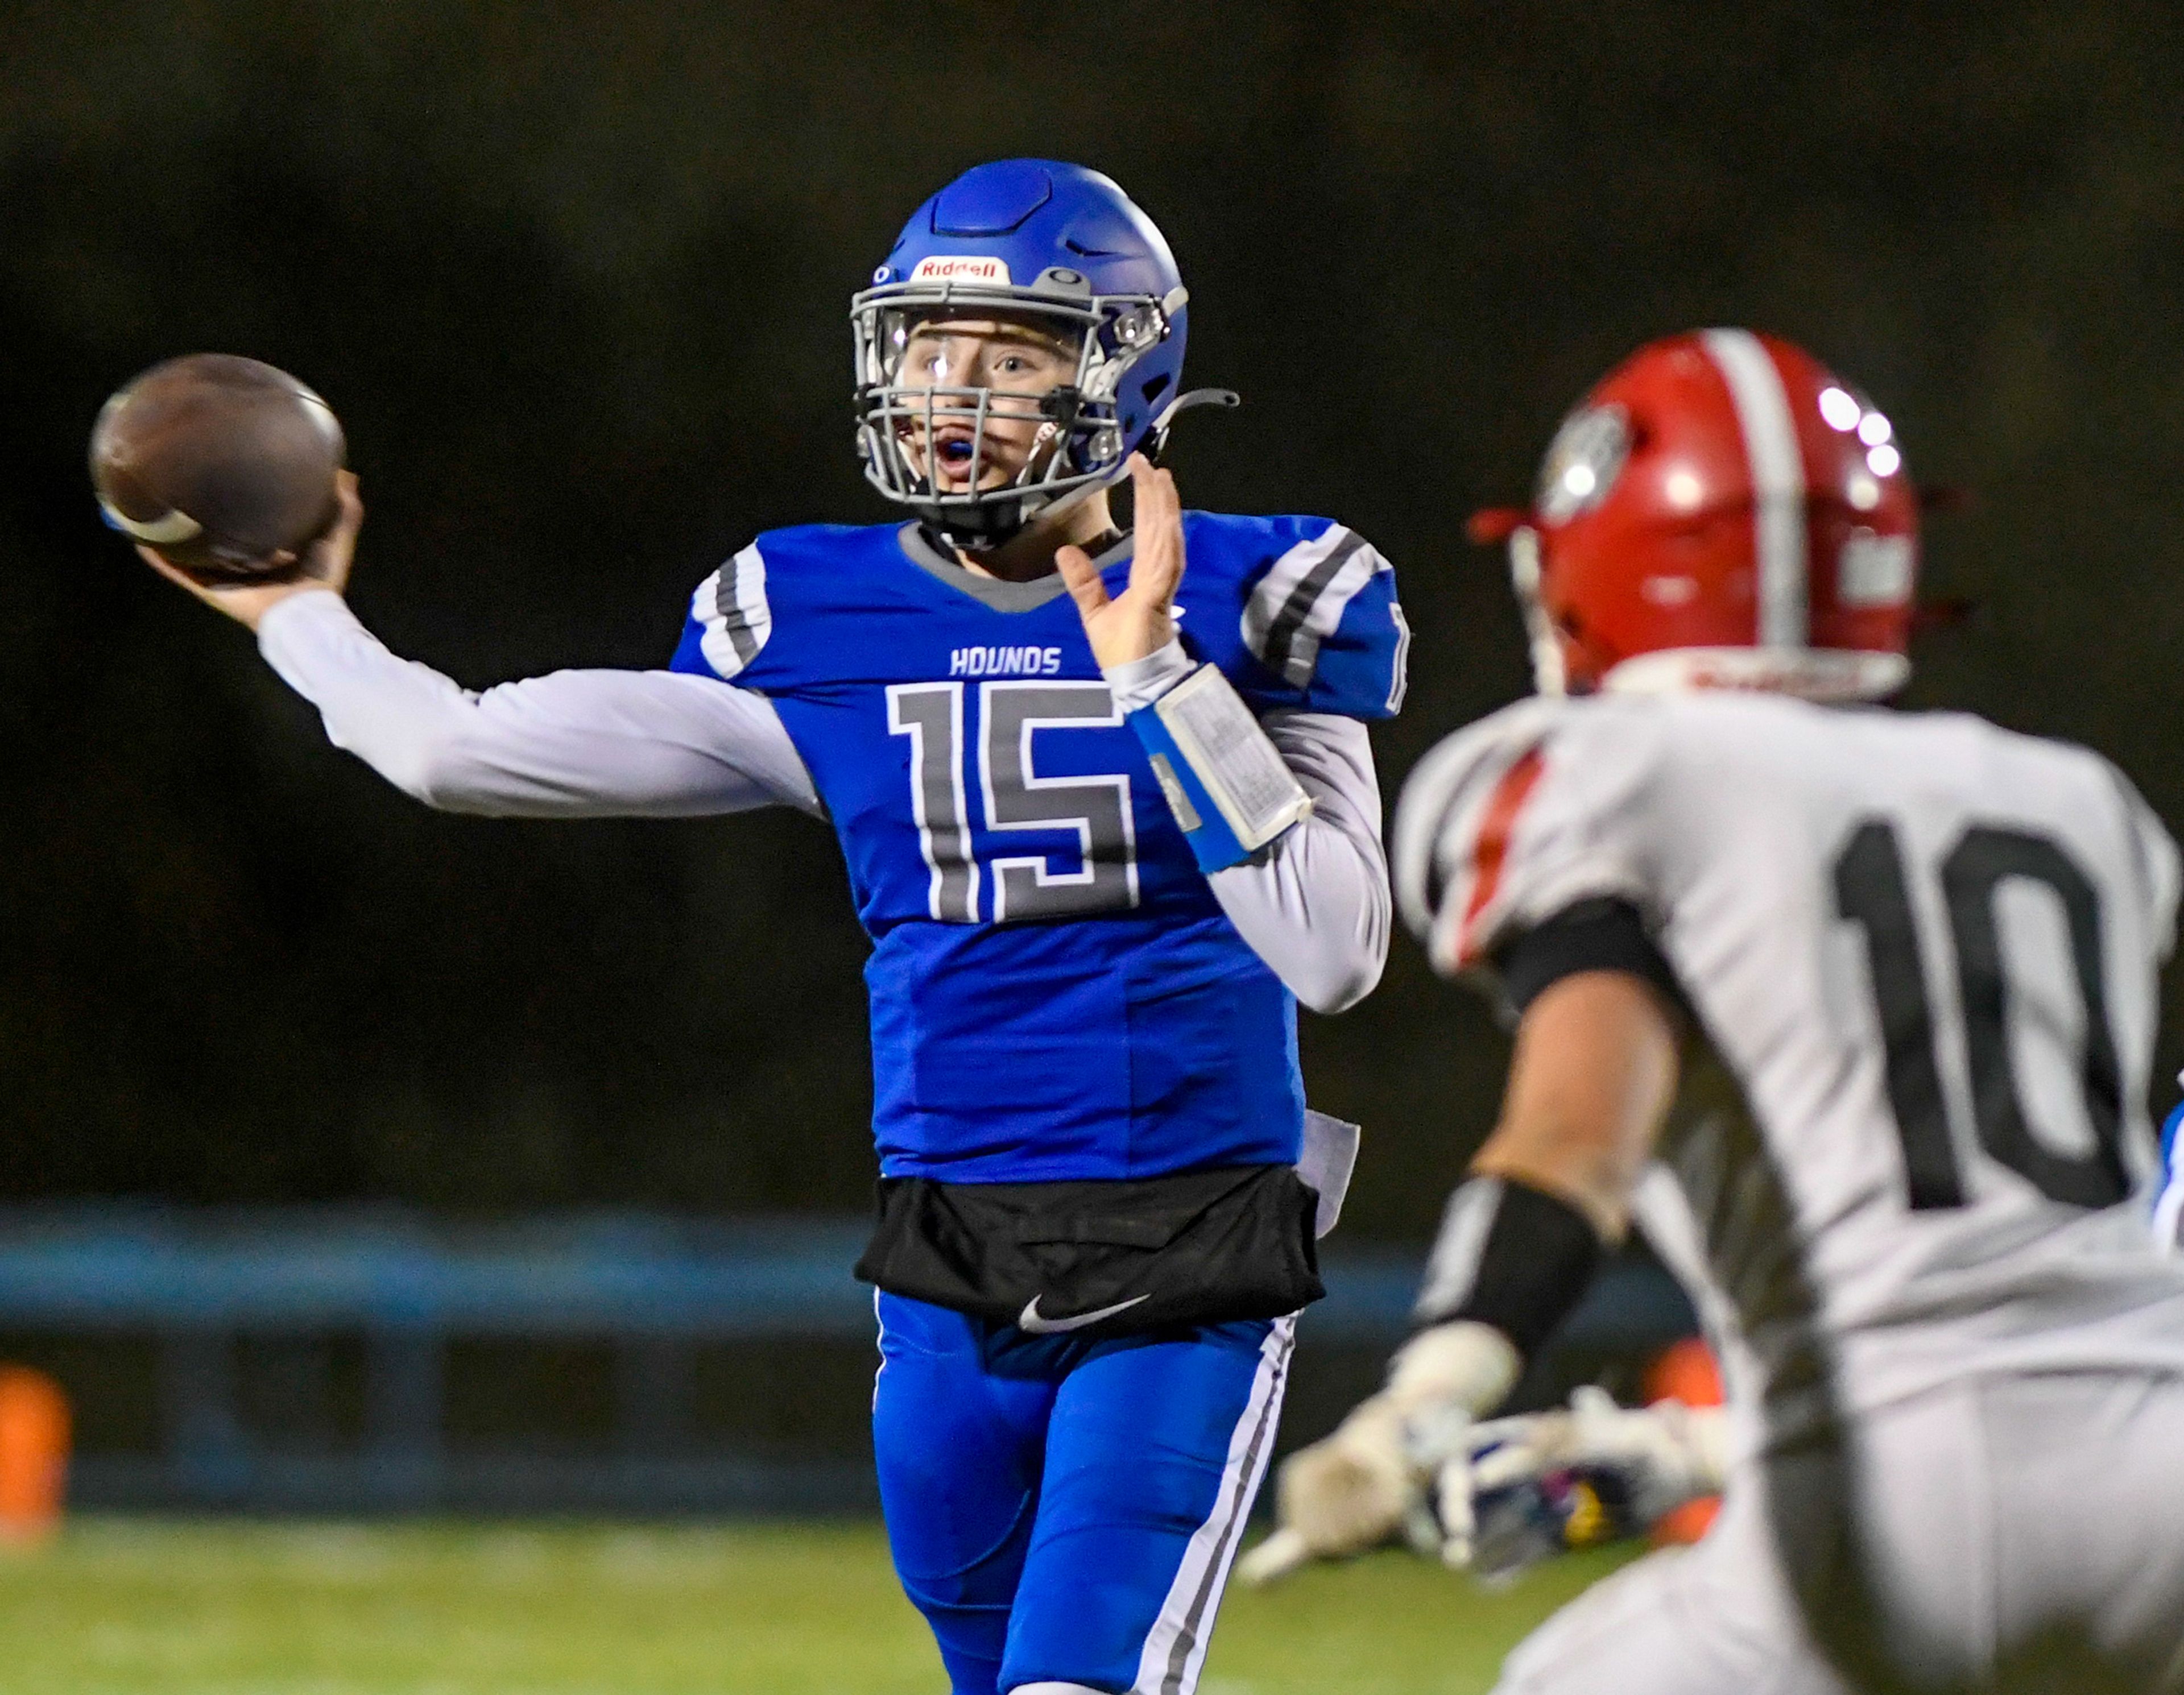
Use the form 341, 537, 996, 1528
1641, 1337, 1722, 1545
0, 1366, 70, 1547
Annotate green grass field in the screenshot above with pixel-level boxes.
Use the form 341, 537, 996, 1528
0, 1517, 1637, 1694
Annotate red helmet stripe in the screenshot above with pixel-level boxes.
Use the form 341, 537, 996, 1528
1457, 745, 1547, 965
1699, 329, 1807, 650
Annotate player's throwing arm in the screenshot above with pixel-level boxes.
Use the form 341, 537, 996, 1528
109, 389, 821, 819
114, 158, 1413, 1695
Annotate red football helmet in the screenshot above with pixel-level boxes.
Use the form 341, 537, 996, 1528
1474, 329, 1919, 699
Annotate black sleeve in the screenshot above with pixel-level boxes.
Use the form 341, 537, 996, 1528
1493, 897, 1689, 1018
1410, 1176, 1604, 1356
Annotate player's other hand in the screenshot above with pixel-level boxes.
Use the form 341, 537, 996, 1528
140, 469, 363, 632
1057, 453, 1183, 670
1467, 1387, 1726, 1530
1238, 1320, 1521, 1586
1236, 1393, 1442, 1586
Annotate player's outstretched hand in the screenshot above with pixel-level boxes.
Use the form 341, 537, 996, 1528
1235, 1393, 1441, 1586
1057, 452, 1184, 670
1240, 1321, 1524, 1585
140, 470, 363, 632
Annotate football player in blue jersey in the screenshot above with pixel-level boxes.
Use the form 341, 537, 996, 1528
136, 159, 1407, 1695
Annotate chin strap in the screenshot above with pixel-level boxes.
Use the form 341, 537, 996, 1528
1145, 387, 1240, 462
924, 470, 1110, 552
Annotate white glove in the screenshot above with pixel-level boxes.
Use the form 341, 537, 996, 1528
1233, 1391, 1433, 1587
1447, 1387, 1729, 1575
1236, 1321, 1519, 1585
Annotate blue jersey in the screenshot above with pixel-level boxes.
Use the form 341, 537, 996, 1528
669, 515, 1405, 1184
2157, 1098, 2184, 1250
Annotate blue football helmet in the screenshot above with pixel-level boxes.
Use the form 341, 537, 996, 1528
852, 160, 1227, 548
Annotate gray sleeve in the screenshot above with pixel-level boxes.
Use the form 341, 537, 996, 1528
254, 590, 821, 818
1207, 709, 1390, 1014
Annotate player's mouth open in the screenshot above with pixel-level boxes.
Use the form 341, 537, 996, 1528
926, 426, 987, 485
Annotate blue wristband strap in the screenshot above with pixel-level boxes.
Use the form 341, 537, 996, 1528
1126, 663, 1312, 872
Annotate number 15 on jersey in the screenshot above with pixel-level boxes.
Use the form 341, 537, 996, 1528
888, 681, 1141, 925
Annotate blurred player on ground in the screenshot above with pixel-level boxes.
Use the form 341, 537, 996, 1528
1244, 329, 2184, 1695
138, 160, 1405, 1695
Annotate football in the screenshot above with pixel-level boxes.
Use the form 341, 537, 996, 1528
90, 353, 345, 584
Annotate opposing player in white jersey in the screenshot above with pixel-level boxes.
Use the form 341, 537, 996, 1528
1243, 329, 2184, 1694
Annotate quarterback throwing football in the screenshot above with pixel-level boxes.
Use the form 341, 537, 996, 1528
141, 161, 1404, 1695
1249, 331, 2184, 1694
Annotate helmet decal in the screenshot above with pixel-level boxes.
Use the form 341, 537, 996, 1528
909, 255, 1011, 285
1536, 404, 1630, 525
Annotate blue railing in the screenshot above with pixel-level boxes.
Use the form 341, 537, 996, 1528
0, 1208, 1693, 1512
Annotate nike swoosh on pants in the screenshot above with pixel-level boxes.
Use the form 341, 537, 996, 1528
1016, 1292, 1151, 1334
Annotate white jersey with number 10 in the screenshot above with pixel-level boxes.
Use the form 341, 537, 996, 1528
1397, 690, 2184, 1451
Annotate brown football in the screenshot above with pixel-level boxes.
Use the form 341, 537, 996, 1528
90, 354, 345, 584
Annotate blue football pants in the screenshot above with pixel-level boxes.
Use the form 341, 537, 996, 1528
872, 1292, 1294, 1695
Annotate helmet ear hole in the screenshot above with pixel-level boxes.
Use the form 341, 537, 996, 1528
1140, 371, 1172, 406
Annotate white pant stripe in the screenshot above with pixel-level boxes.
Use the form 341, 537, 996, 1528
1131, 1315, 1296, 1695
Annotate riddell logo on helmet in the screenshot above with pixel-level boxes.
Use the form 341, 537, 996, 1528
912, 255, 1011, 284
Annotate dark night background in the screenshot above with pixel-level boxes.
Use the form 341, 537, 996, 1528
5, 1, 2183, 1242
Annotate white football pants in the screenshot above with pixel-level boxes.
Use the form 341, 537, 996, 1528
1492, 1371, 2184, 1695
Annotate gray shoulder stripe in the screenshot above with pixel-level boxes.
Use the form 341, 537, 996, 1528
712, 568, 760, 664
694, 544, 772, 679
1240, 527, 1349, 677
1261, 529, 1368, 683
1241, 527, 1391, 691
